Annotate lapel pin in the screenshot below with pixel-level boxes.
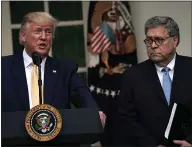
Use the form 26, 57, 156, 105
53, 70, 57, 73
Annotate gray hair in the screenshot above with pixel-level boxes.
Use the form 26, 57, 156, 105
19, 11, 58, 45
144, 16, 180, 46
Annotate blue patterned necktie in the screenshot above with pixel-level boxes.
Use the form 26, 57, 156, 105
162, 67, 172, 105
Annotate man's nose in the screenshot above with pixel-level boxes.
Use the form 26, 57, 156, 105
151, 40, 158, 49
40, 31, 46, 39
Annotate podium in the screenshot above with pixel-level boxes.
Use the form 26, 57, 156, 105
2, 108, 103, 147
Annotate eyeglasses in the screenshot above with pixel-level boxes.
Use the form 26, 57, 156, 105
143, 36, 171, 47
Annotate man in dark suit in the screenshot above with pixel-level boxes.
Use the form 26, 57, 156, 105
2, 11, 106, 126
117, 16, 192, 146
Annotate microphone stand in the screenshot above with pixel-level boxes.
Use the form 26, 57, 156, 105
38, 66, 42, 105
37, 57, 42, 105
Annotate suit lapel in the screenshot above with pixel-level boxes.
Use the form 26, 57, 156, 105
146, 60, 169, 106
170, 55, 182, 107
44, 57, 58, 104
12, 53, 30, 110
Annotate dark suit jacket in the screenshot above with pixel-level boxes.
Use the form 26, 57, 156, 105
118, 54, 192, 146
2, 52, 98, 112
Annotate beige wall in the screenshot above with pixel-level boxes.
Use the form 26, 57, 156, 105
2, 1, 12, 56
130, 1, 192, 63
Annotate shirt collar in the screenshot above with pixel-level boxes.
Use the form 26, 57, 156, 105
155, 53, 176, 72
23, 49, 47, 69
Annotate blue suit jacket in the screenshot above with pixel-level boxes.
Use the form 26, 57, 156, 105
2, 52, 98, 112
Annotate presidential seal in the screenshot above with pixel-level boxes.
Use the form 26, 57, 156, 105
25, 104, 62, 142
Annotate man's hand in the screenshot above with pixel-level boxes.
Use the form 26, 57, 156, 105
173, 140, 192, 147
99, 111, 106, 128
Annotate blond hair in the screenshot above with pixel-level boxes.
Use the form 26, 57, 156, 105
19, 11, 58, 45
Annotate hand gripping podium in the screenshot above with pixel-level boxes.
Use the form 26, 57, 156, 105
2, 108, 103, 147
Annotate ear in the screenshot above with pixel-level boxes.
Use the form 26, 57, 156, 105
19, 30, 27, 44
173, 36, 179, 47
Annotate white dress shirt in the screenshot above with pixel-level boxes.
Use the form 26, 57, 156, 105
23, 49, 46, 109
154, 54, 176, 87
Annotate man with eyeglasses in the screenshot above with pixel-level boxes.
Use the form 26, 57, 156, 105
117, 16, 192, 146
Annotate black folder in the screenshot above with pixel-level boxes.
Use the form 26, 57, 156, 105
165, 103, 191, 145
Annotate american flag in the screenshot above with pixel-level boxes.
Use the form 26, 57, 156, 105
91, 25, 112, 53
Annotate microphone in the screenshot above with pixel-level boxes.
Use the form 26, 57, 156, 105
32, 51, 43, 105
32, 51, 42, 66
